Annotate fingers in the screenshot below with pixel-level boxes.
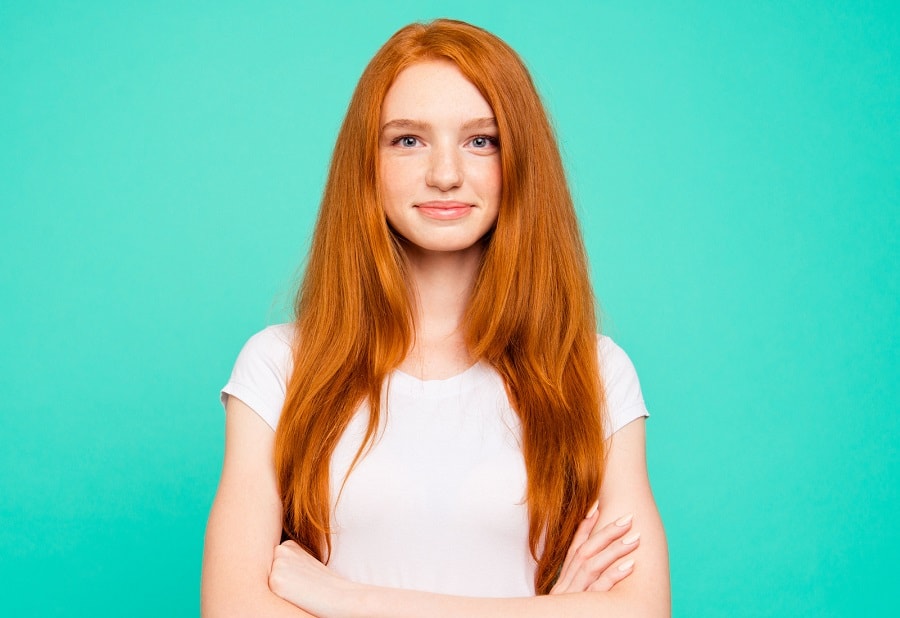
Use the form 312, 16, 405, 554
568, 525, 640, 592
269, 540, 328, 603
561, 502, 600, 569
587, 557, 635, 592
552, 511, 640, 593
269, 545, 292, 597
579, 513, 635, 561
570, 516, 641, 590
552, 501, 602, 593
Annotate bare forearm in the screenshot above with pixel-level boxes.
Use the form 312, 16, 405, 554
202, 590, 318, 618
202, 544, 319, 618
269, 546, 668, 618
349, 586, 665, 618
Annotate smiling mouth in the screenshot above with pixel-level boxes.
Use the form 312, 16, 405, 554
415, 201, 473, 220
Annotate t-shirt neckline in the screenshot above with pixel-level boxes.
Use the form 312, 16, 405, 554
389, 360, 493, 397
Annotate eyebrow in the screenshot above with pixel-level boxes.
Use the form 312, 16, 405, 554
380, 116, 497, 133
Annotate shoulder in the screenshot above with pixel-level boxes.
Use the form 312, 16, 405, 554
596, 334, 650, 436
220, 323, 296, 431
232, 323, 295, 381
242, 323, 295, 355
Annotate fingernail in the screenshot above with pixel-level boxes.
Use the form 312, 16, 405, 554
622, 532, 641, 545
585, 500, 599, 519
615, 513, 633, 526
618, 559, 635, 572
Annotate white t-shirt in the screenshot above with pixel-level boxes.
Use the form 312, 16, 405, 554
221, 323, 649, 597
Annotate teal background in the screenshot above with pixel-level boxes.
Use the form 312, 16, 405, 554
2, 1, 897, 615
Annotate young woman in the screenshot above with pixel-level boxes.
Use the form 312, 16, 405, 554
202, 19, 670, 617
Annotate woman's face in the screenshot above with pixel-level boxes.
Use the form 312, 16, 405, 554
378, 60, 501, 256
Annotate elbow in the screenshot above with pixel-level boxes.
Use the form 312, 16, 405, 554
201, 592, 274, 618
201, 568, 276, 618
603, 586, 671, 618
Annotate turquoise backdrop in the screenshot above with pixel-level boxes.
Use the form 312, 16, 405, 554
2, 1, 897, 615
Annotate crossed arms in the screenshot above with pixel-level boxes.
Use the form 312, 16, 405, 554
201, 397, 670, 617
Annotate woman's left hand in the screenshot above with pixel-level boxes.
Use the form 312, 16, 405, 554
269, 540, 357, 617
549, 506, 640, 594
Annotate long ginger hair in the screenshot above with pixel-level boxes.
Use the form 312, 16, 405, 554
275, 18, 606, 595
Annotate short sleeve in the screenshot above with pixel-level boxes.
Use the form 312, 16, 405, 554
597, 335, 650, 437
220, 323, 294, 430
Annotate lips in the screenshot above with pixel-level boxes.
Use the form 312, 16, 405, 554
415, 201, 473, 220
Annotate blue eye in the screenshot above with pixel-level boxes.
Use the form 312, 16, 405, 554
394, 136, 419, 147
470, 136, 498, 149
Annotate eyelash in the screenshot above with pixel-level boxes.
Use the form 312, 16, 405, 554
389, 135, 500, 148
392, 135, 420, 147
469, 135, 499, 148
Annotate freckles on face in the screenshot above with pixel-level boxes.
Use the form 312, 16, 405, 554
377, 60, 501, 255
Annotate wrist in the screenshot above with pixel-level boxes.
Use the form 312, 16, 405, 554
342, 582, 383, 618
342, 583, 400, 618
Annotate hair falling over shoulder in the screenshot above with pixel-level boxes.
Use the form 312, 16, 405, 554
274, 18, 606, 595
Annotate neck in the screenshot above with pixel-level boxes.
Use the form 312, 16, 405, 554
405, 242, 483, 332
398, 241, 485, 379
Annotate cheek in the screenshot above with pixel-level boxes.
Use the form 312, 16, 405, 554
379, 159, 412, 204
490, 165, 502, 197
475, 160, 502, 202
377, 161, 391, 198
378, 162, 414, 230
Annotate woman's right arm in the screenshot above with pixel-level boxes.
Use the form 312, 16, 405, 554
201, 396, 315, 617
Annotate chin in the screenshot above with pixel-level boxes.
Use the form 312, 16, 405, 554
398, 236, 487, 256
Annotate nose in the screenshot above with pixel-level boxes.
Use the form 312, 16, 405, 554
426, 144, 462, 191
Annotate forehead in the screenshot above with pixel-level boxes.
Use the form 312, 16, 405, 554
380, 60, 494, 124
